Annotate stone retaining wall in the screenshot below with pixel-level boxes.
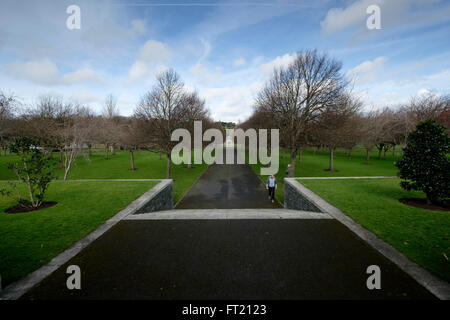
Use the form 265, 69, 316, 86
134, 179, 173, 214
284, 178, 323, 212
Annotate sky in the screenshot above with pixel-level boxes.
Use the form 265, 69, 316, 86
1, 0, 449, 122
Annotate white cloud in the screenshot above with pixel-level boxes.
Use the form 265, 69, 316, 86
233, 57, 246, 67
5, 58, 60, 85
62, 69, 104, 84
321, 0, 381, 35
352, 67, 450, 109
5, 58, 104, 86
128, 61, 150, 83
202, 82, 263, 122
320, 0, 450, 38
127, 40, 172, 83
152, 65, 171, 77
258, 53, 297, 77
199, 38, 211, 62
188, 63, 222, 85
346, 56, 387, 83
138, 40, 172, 63
70, 90, 100, 104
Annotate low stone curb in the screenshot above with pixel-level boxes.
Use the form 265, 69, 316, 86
0, 179, 173, 300
284, 178, 450, 300
125, 208, 333, 220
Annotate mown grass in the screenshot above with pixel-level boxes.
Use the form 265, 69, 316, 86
0, 149, 208, 287
0, 149, 209, 203
249, 146, 402, 203
300, 178, 450, 282
0, 180, 157, 287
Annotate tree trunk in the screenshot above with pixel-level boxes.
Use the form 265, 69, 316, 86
23, 161, 36, 207
63, 162, 72, 181
298, 149, 302, 162
166, 152, 171, 179
59, 150, 64, 168
159, 152, 162, 160
289, 149, 296, 177
377, 147, 382, 160
88, 145, 92, 157
392, 145, 395, 157
365, 149, 370, 164
130, 150, 135, 170
63, 151, 74, 181
105, 145, 109, 160
111, 145, 115, 155
329, 148, 334, 171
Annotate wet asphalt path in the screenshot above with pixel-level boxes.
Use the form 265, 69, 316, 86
176, 149, 281, 209
18, 147, 436, 300
22, 219, 435, 300
176, 164, 280, 209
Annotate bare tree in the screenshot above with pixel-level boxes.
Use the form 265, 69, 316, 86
61, 105, 95, 180
314, 94, 361, 171
360, 110, 388, 164
23, 94, 75, 167
103, 94, 119, 119
398, 92, 449, 141
134, 68, 187, 178
255, 49, 348, 176
118, 117, 147, 171
102, 94, 120, 156
180, 91, 210, 168
0, 91, 18, 155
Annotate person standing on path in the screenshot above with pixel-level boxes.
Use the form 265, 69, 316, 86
266, 174, 277, 203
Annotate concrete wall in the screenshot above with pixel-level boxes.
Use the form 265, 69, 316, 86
284, 178, 323, 212
134, 179, 173, 214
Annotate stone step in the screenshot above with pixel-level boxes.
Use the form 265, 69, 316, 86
124, 208, 333, 220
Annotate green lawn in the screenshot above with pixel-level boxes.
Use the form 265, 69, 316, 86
0, 149, 208, 287
249, 146, 402, 203
300, 178, 450, 282
0, 180, 158, 287
0, 149, 208, 203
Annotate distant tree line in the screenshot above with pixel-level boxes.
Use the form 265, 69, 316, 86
0, 69, 224, 180
237, 50, 449, 174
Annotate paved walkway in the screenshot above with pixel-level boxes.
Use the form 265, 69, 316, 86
176, 161, 281, 209
22, 218, 435, 299
12, 148, 438, 300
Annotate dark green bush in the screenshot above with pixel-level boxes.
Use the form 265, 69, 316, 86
395, 119, 449, 204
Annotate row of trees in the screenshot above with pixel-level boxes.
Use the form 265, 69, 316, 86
238, 50, 449, 173
0, 69, 223, 182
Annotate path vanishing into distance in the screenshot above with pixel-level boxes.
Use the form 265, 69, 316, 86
176, 163, 281, 209
17, 147, 437, 300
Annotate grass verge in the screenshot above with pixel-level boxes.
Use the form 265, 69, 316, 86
249, 147, 401, 203
0, 149, 208, 203
0, 180, 157, 287
300, 178, 450, 282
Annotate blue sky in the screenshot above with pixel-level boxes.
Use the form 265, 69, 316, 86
1, 0, 449, 122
